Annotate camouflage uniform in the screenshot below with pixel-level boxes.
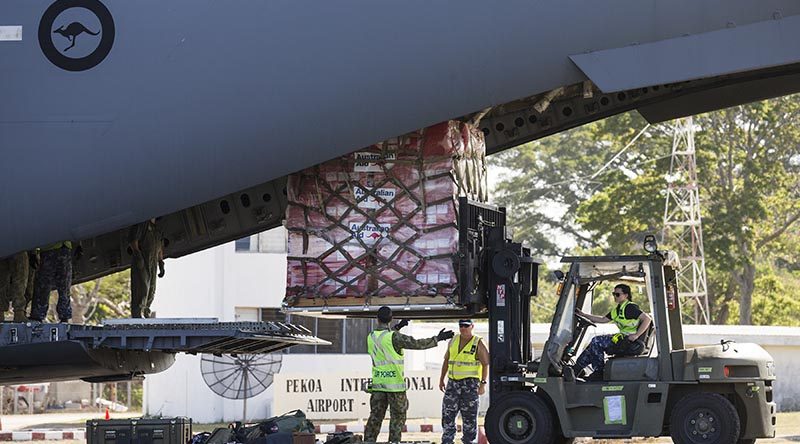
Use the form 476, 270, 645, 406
574, 334, 614, 375
441, 378, 480, 444
24, 252, 37, 315
30, 244, 73, 322
0, 256, 13, 320
364, 326, 438, 443
129, 220, 163, 318
0, 252, 30, 322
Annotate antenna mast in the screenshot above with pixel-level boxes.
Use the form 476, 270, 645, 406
662, 116, 711, 324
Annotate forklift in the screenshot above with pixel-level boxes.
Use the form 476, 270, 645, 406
462, 202, 777, 444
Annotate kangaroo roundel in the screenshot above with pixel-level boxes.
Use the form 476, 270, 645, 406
39, 0, 115, 71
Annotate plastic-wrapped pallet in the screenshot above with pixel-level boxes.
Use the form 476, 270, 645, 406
284, 120, 487, 311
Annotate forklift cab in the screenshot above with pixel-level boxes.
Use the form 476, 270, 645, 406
545, 256, 661, 382
482, 230, 777, 444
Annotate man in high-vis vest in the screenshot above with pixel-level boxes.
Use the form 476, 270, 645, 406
438, 319, 489, 444
573, 283, 652, 380
365, 306, 454, 443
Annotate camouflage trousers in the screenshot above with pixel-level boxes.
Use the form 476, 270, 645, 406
364, 391, 408, 443
575, 334, 614, 374
130, 251, 158, 318
442, 378, 480, 444
0, 252, 29, 322
30, 247, 72, 322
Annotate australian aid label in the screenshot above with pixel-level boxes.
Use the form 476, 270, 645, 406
353, 186, 396, 209
349, 221, 391, 243
353, 152, 397, 172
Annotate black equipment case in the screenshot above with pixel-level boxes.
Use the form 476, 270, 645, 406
86, 417, 192, 444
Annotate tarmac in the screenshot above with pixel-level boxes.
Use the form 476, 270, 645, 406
0, 412, 798, 443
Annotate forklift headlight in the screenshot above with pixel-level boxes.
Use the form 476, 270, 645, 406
643, 235, 658, 253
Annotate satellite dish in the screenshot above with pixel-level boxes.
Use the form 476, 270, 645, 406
201, 353, 283, 422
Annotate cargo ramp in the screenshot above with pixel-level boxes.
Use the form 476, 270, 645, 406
0, 319, 328, 385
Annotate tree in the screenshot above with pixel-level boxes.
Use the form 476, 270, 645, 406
692, 97, 800, 324
491, 112, 672, 257
76, 270, 131, 324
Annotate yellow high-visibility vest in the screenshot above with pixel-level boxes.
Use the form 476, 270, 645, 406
367, 330, 406, 392
448, 334, 482, 380
611, 300, 639, 335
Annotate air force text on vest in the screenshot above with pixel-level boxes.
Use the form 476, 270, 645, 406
285, 376, 434, 413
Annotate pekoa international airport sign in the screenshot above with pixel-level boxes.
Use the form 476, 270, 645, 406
274, 371, 442, 420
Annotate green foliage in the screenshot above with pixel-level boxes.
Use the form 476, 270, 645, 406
492, 111, 673, 256
101, 381, 143, 409
726, 266, 800, 327
72, 270, 131, 324
531, 270, 561, 323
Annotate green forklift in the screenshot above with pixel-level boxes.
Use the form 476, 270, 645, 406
474, 223, 777, 443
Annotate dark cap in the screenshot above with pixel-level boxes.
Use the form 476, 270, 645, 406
377, 306, 393, 323
458, 319, 473, 327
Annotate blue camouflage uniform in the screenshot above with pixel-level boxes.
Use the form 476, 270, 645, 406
442, 333, 484, 444
29, 242, 74, 322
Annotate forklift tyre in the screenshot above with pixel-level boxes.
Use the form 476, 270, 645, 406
485, 392, 557, 444
669, 392, 741, 444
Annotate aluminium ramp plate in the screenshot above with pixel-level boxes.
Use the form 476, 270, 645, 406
64, 320, 330, 354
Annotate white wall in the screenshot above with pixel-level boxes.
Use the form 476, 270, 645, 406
144, 243, 291, 423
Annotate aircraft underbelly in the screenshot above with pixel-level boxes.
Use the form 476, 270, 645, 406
0, 341, 175, 385
2, 1, 800, 254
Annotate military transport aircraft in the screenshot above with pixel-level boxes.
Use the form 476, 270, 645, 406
1, 0, 800, 285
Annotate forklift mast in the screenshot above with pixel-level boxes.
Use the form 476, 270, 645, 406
457, 198, 540, 400
483, 225, 539, 401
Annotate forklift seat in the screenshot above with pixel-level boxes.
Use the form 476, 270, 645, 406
604, 356, 659, 381
604, 321, 657, 381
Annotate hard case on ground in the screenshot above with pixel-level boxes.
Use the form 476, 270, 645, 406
86, 417, 192, 444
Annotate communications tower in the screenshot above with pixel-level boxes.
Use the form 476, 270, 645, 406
662, 117, 711, 324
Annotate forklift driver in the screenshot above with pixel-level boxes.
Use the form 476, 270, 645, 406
572, 284, 652, 381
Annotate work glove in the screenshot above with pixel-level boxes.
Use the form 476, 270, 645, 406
392, 319, 409, 331
157, 260, 166, 278
436, 328, 454, 342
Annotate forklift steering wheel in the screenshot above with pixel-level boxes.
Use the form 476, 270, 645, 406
574, 312, 597, 328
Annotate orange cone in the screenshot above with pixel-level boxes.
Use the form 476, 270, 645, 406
105, 408, 110, 420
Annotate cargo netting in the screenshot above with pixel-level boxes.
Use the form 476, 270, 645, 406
284, 120, 487, 310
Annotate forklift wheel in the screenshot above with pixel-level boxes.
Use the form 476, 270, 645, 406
485, 392, 557, 444
669, 392, 741, 444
